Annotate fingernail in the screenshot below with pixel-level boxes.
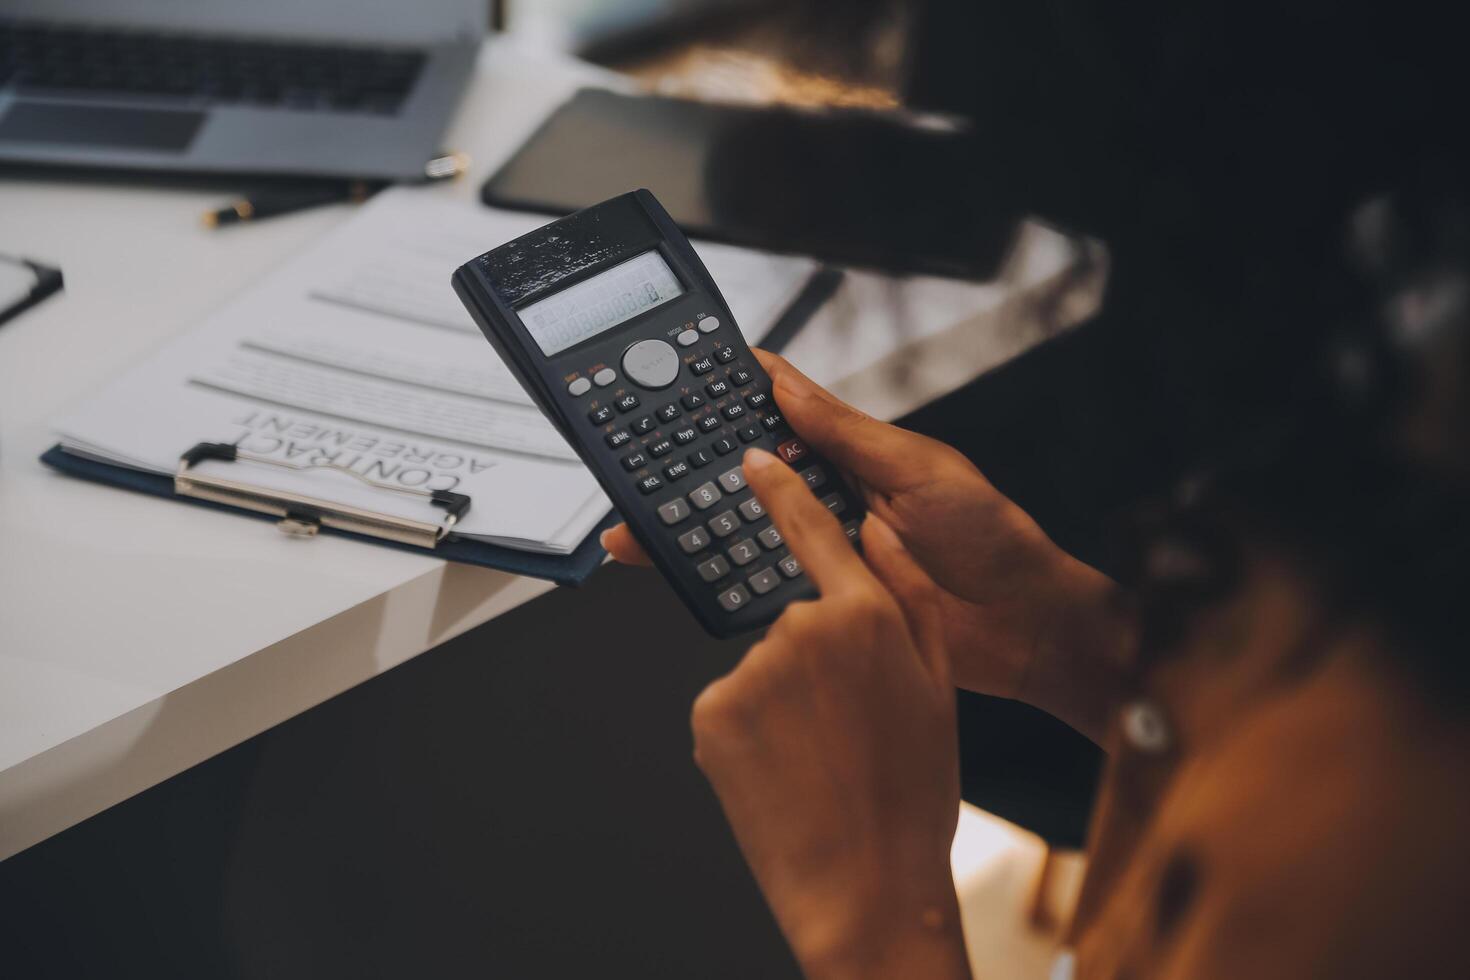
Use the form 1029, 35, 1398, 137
743, 447, 777, 472
598, 530, 613, 548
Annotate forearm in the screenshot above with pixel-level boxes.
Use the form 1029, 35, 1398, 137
946, 547, 1134, 745
794, 876, 973, 980
1015, 553, 1134, 744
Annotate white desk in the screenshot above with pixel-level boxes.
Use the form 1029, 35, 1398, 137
0, 39, 1102, 862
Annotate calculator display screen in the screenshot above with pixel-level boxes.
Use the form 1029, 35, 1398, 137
519, 250, 684, 356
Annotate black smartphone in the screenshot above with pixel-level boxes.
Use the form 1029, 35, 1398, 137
483, 89, 1017, 281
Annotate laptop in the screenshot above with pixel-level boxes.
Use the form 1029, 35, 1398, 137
0, 0, 484, 180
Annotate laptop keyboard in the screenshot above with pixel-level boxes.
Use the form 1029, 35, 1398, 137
0, 19, 427, 115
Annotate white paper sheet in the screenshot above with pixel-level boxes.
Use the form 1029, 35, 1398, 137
53, 189, 818, 553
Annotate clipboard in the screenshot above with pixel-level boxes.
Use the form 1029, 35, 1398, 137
38, 266, 841, 585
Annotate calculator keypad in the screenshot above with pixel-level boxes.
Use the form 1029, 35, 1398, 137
582, 324, 858, 627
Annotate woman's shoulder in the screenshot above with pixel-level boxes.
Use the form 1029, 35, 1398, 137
1131, 653, 1468, 978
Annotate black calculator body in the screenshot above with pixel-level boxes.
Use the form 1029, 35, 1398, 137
451, 190, 864, 638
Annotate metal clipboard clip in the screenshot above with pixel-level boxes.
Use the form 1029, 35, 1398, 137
174, 442, 471, 549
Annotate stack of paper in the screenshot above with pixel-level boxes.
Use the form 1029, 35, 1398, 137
53, 190, 816, 554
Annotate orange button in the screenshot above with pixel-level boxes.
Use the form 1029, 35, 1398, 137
775, 438, 808, 464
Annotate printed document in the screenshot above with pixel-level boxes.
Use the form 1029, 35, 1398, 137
53, 189, 817, 553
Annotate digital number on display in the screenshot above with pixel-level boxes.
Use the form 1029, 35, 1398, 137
520, 250, 684, 356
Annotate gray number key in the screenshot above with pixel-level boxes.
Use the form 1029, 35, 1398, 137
698, 555, 731, 582
748, 566, 781, 595
717, 584, 751, 612
778, 554, 803, 578
708, 510, 741, 538
737, 496, 765, 521
657, 498, 690, 525
757, 525, 783, 550
678, 526, 711, 554
727, 538, 760, 566
688, 481, 723, 510
717, 466, 747, 493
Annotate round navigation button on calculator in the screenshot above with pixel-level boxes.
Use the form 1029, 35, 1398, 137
622, 338, 679, 389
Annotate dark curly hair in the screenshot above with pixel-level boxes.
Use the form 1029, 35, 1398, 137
950, 1, 1470, 700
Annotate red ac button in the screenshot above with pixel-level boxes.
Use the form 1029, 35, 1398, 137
775, 438, 808, 464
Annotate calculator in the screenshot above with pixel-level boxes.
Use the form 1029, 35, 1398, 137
451, 189, 864, 638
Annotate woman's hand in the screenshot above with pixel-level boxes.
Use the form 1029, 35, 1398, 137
602, 350, 1131, 741
688, 448, 971, 980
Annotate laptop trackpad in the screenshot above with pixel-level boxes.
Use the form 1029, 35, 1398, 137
0, 102, 204, 152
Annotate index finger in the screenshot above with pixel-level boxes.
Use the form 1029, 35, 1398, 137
741, 447, 871, 597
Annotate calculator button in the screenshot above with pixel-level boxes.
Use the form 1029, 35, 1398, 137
673, 426, 699, 445
705, 378, 731, 398
589, 404, 615, 425
712, 436, 739, 455
698, 556, 731, 583
841, 519, 863, 542
658, 498, 691, 525
664, 460, 692, 481
606, 429, 632, 449
637, 474, 664, 495
760, 412, 787, 432
778, 554, 803, 578
715, 345, 738, 363
622, 450, 649, 471
632, 415, 656, 435
799, 466, 826, 489
722, 402, 747, 422
691, 356, 716, 375
727, 538, 760, 566
677, 329, 699, 347
698, 413, 723, 433
615, 393, 641, 413
681, 391, 706, 410
819, 492, 847, 515
698, 315, 720, 333
593, 368, 617, 386
648, 438, 674, 457
745, 391, 771, 410
737, 424, 762, 443
731, 367, 755, 386
708, 510, 741, 538
776, 438, 808, 464
567, 377, 592, 397
657, 402, 681, 422
678, 526, 711, 554
748, 566, 781, 595
688, 448, 715, 468
737, 497, 765, 521
717, 584, 751, 612
689, 482, 723, 510
757, 525, 783, 550
622, 338, 680, 389
717, 467, 746, 493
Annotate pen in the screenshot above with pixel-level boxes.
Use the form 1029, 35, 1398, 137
204, 180, 376, 228
203, 151, 470, 229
